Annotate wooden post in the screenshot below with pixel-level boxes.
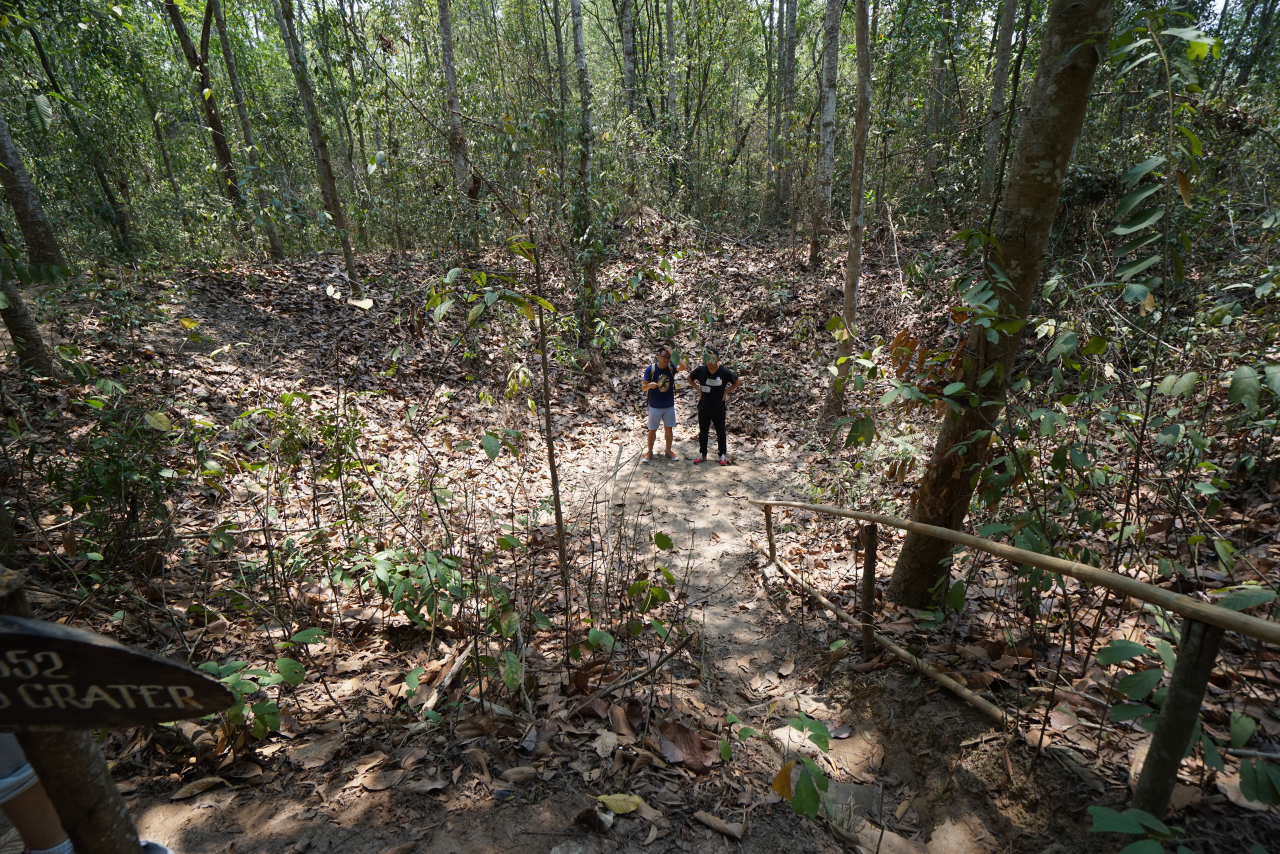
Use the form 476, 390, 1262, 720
861, 523, 877, 661
0, 567, 143, 854
765, 504, 776, 563
1131, 618, 1225, 817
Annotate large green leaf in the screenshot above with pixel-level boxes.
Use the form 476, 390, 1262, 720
1045, 331, 1078, 362
1229, 365, 1261, 409
1117, 668, 1163, 700
1116, 183, 1161, 219
1086, 806, 1145, 834
1096, 639, 1149, 665
1231, 711, 1258, 749
1218, 586, 1276, 612
275, 657, 306, 686
1122, 156, 1166, 188
1114, 207, 1165, 235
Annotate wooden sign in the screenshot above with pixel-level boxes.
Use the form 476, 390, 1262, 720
0, 615, 235, 731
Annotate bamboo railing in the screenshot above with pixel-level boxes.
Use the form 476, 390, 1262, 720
750, 498, 1279, 817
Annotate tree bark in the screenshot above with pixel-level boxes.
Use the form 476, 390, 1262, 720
212, 0, 285, 260
164, 1, 245, 211
809, 0, 842, 267
570, 0, 597, 302
275, 0, 359, 286
665, 0, 677, 128
888, 0, 1113, 607
1214, 0, 1259, 95
778, 0, 798, 215
820, 0, 871, 423
0, 268, 55, 375
980, 0, 1017, 204
621, 0, 637, 117
0, 109, 66, 270
437, 0, 470, 198
1234, 0, 1280, 87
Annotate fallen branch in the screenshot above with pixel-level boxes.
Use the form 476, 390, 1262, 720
750, 542, 1009, 727
569, 631, 696, 717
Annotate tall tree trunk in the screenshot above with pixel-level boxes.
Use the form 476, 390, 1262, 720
921, 28, 946, 191
980, 0, 1017, 204
809, 0, 842, 267
665, 0, 677, 129
778, 0, 798, 215
820, 0, 871, 423
621, 0, 637, 117
275, 0, 359, 286
1214, 0, 1259, 94
26, 25, 133, 259
1235, 0, 1280, 86
887, 0, 1113, 607
164, 1, 245, 211
0, 109, 66, 270
570, 0, 597, 303
137, 78, 191, 242
0, 269, 54, 375
212, 0, 285, 260
437, 0, 470, 197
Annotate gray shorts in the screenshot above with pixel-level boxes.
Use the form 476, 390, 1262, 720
0, 734, 36, 804
647, 406, 676, 431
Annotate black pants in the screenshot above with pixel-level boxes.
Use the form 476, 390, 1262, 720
698, 404, 727, 457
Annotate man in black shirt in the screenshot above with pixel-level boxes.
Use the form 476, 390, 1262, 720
688, 347, 741, 465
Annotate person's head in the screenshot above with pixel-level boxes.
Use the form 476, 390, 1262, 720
702, 346, 719, 370
656, 346, 672, 367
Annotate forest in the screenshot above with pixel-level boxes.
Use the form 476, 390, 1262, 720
0, 0, 1278, 851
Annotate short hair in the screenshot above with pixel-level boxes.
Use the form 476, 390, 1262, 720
703, 346, 719, 358
657, 346, 671, 357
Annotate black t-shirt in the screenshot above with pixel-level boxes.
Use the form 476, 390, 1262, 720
690, 365, 738, 408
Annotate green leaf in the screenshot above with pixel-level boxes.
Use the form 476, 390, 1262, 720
1110, 703, 1151, 722
275, 658, 306, 687
1171, 371, 1198, 397
738, 726, 757, 740
1096, 639, 1149, 665
1217, 586, 1276, 612
720, 740, 732, 762
653, 532, 674, 551
1087, 806, 1145, 835
1117, 232, 1162, 256
1229, 365, 1261, 409
289, 628, 326, 644
144, 412, 173, 432
1122, 156, 1166, 188
791, 764, 821, 816
943, 382, 966, 396
588, 627, 616, 650
1080, 335, 1107, 356
1117, 254, 1161, 282
480, 433, 501, 461
1118, 841, 1164, 854
1265, 365, 1280, 396
1176, 125, 1203, 157
1122, 283, 1151, 304
1117, 668, 1163, 700
944, 580, 966, 611
1114, 207, 1165, 235
1231, 711, 1258, 749
1046, 331, 1078, 362
26, 94, 53, 134
1116, 183, 1161, 220
500, 651, 523, 693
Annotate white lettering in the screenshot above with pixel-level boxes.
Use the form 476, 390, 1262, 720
137, 685, 171, 709
81, 685, 123, 710
17, 683, 52, 708
167, 686, 201, 710
108, 685, 138, 708
48, 683, 82, 709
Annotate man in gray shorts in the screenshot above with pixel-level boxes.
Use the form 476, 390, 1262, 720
641, 346, 684, 462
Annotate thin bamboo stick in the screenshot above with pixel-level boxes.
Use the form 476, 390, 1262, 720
749, 500, 1280, 647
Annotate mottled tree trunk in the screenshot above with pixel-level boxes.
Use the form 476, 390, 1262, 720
778, 0, 798, 215
164, 1, 245, 211
0, 270, 54, 375
437, 0, 469, 200
276, 0, 359, 286
820, 0, 871, 424
888, 0, 1113, 607
980, 0, 1017, 204
621, 0, 637, 117
0, 109, 65, 270
809, 0, 842, 267
212, 0, 285, 259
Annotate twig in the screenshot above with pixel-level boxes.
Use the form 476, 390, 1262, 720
569, 631, 695, 716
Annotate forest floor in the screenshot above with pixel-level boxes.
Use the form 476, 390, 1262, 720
4, 225, 1278, 853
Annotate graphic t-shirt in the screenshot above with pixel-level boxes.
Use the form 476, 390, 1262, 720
690, 365, 738, 408
644, 363, 677, 408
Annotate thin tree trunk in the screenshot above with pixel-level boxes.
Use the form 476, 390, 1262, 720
437, 0, 470, 199
0, 109, 66, 270
665, 0, 677, 129
137, 78, 190, 238
980, 0, 1017, 203
570, 0, 597, 304
888, 0, 1113, 607
164, 1, 245, 211
779, 0, 798, 215
1235, 0, 1280, 86
0, 269, 54, 374
1214, 0, 1259, 94
820, 0, 871, 423
212, 0, 285, 259
275, 0, 359, 286
621, 0, 637, 117
809, 0, 842, 267
26, 25, 133, 259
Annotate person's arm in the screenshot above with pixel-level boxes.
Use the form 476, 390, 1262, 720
723, 372, 742, 399
641, 367, 656, 392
